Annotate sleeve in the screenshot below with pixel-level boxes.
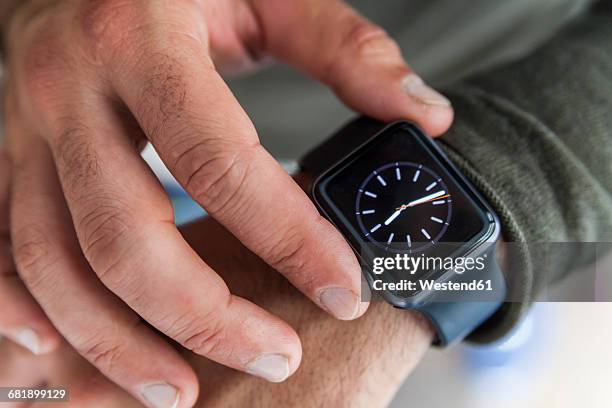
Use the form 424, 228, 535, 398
438, 6, 612, 342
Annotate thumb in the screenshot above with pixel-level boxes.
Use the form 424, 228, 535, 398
251, 0, 453, 136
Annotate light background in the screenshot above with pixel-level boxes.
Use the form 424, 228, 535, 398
391, 253, 612, 408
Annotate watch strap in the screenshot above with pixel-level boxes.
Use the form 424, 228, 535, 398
415, 244, 507, 346
300, 117, 387, 178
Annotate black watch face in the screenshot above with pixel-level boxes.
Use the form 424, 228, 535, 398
356, 161, 452, 253
313, 123, 494, 290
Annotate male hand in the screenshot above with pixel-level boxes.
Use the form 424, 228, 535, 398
0, 177, 433, 408
1, 1, 452, 406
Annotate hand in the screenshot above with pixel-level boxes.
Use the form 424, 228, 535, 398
1, 0, 452, 406
0, 338, 141, 408
180, 213, 434, 408
0, 201, 433, 408
1, 152, 134, 406
0, 152, 61, 355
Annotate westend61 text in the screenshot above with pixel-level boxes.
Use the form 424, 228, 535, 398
371, 279, 494, 292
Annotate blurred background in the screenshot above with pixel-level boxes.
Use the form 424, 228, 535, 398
392, 264, 612, 408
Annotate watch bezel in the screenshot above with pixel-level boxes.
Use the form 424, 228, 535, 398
311, 121, 501, 308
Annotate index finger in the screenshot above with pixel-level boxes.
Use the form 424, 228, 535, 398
107, 23, 367, 320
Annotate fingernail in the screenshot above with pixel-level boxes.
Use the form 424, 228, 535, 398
319, 287, 360, 320
141, 382, 180, 408
401, 74, 451, 107
246, 353, 290, 383
15, 328, 41, 355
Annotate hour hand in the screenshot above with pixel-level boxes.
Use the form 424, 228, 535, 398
384, 208, 403, 226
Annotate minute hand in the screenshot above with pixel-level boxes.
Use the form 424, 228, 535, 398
407, 190, 446, 207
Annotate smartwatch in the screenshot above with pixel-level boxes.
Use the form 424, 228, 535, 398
300, 117, 507, 346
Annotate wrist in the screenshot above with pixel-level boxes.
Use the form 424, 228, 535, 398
180, 217, 434, 407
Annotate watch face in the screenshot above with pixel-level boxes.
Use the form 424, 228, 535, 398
356, 161, 452, 253
313, 123, 494, 293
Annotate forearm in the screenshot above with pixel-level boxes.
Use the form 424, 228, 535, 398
439, 6, 612, 342
179, 218, 434, 408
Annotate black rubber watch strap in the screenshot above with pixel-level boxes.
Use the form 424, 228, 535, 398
299, 116, 387, 178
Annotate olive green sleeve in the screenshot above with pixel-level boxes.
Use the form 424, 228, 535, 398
439, 7, 612, 342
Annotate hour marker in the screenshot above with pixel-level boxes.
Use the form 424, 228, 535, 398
395, 167, 401, 181
376, 175, 387, 186
370, 224, 382, 233
362, 209, 375, 215
387, 233, 395, 244
365, 191, 377, 198
412, 170, 421, 182
425, 182, 437, 191
406, 235, 412, 247
432, 200, 446, 205
421, 229, 431, 240
431, 216, 444, 224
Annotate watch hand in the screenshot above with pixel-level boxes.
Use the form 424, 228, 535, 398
384, 209, 403, 226
395, 191, 449, 210
386, 191, 449, 226
408, 190, 446, 207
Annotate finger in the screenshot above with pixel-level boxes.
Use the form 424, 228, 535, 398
0, 151, 61, 355
0, 338, 139, 408
8, 131, 200, 408
38, 87, 302, 384
103, 13, 368, 320
0, 337, 48, 390
39, 344, 141, 408
251, 0, 454, 136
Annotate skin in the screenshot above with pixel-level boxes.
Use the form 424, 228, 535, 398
0, 0, 453, 406
0, 162, 434, 407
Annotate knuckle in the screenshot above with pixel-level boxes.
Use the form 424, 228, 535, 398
76, 202, 135, 284
264, 226, 311, 281
12, 225, 59, 293
342, 18, 397, 58
79, 0, 145, 58
182, 322, 227, 357
169, 307, 229, 357
172, 139, 259, 216
78, 335, 125, 372
325, 17, 400, 83
79, 204, 130, 257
